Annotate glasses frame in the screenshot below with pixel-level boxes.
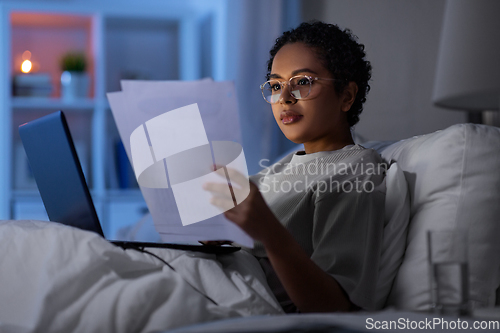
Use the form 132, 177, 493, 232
260, 75, 342, 104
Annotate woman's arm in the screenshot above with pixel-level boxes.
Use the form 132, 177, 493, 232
261, 216, 353, 312
204, 170, 354, 313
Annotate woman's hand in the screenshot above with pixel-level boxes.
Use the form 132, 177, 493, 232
203, 167, 281, 245
204, 167, 353, 312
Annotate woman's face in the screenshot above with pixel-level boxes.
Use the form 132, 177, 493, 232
270, 42, 355, 153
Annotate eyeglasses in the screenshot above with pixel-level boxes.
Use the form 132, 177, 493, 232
260, 75, 341, 104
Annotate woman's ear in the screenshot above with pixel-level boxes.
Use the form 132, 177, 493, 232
341, 82, 358, 112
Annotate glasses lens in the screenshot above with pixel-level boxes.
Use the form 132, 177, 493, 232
262, 80, 281, 104
289, 76, 311, 99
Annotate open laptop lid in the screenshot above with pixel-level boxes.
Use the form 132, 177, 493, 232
19, 111, 104, 236
19, 111, 240, 254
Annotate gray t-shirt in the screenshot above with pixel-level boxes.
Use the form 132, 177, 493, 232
248, 145, 386, 311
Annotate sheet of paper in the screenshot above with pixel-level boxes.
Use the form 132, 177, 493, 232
107, 80, 253, 248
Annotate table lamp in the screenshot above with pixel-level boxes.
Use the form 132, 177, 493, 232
432, 0, 500, 125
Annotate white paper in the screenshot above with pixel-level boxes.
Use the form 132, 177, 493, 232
107, 80, 253, 248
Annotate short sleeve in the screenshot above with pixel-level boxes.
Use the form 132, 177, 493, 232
311, 175, 385, 310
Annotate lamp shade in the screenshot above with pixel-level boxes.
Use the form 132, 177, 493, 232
433, 0, 500, 111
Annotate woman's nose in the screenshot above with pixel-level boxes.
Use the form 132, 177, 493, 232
279, 83, 297, 104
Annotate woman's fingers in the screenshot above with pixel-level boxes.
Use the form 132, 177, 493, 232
210, 195, 235, 211
212, 166, 248, 188
203, 182, 232, 196
203, 181, 235, 210
224, 167, 248, 188
204, 177, 251, 202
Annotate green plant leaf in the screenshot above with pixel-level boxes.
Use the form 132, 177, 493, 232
60, 52, 87, 72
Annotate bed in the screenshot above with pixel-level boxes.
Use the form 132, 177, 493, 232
1, 123, 499, 332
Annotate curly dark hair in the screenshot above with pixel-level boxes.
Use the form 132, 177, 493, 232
267, 21, 372, 127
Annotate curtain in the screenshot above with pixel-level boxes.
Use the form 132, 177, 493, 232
224, 0, 301, 174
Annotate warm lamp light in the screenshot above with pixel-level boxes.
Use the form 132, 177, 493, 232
13, 49, 51, 97
432, 0, 500, 124
22, 50, 31, 61
21, 60, 32, 73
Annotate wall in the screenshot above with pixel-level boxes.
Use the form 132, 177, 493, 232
302, 0, 466, 141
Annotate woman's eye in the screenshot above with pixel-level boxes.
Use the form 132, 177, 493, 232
297, 78, 309, 86
271, 83, 281, 91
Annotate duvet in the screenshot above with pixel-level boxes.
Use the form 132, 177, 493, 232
0, 220, 283, 333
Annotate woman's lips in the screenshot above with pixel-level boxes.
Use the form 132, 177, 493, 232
281, 111, 303, 125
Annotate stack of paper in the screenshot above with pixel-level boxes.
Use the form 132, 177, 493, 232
107, 80, 253, 248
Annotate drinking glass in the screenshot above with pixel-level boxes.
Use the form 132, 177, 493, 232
428, 229, 469, 316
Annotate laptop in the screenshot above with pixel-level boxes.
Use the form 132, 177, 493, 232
18, 110, 239, 254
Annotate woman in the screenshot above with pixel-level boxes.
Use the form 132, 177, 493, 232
204, 21, 385, 313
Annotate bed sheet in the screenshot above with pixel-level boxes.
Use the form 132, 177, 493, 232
0, 220, 283, 333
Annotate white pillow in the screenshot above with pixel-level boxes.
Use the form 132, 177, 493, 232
374, 162, 410, 309
378, 124, 500, 310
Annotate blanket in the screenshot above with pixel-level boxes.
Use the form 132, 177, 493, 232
0, 220, 283, 333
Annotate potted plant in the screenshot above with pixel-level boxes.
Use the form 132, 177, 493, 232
59, 51, 90, 101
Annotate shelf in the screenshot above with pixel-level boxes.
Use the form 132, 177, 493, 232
1, 4, 213, 230
11, 11, 94, 100
11, 97, 96, 110
11, 12, 91, 29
